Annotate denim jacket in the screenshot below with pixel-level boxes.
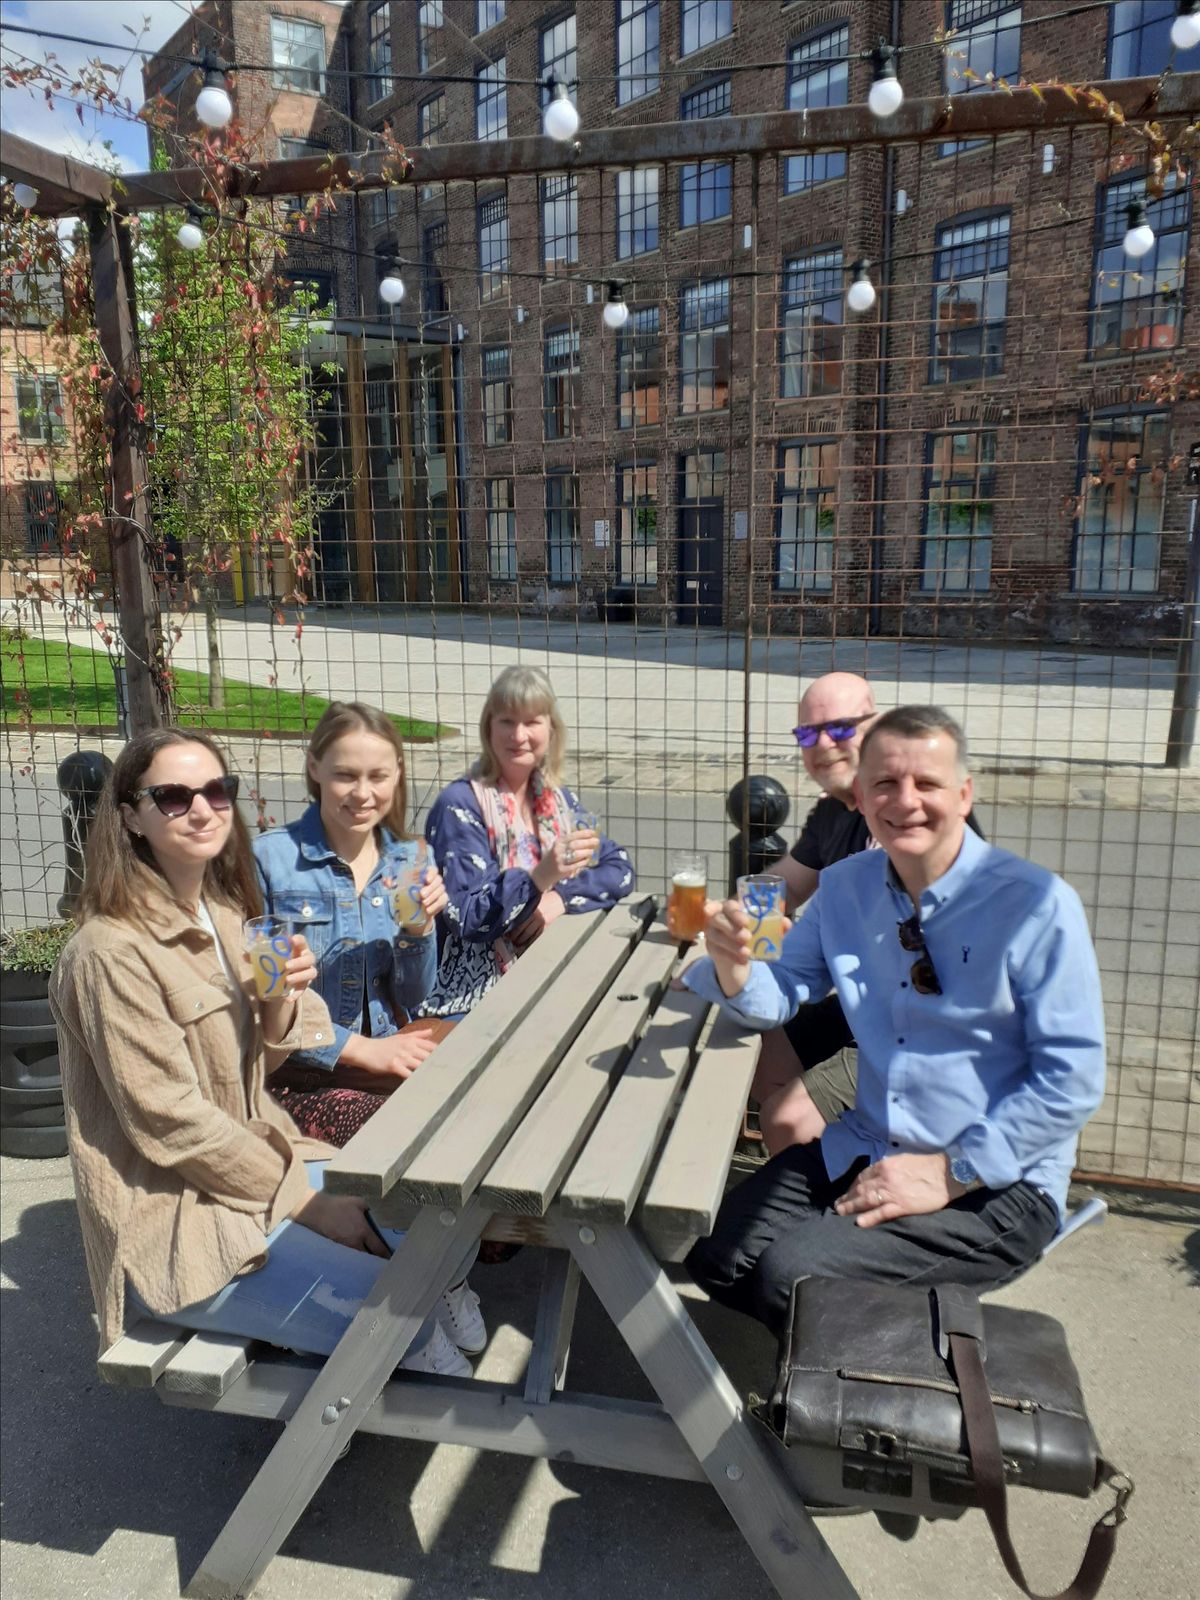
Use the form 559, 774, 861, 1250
252, 803, 436, 1071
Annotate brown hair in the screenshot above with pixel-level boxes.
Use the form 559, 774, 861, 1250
859, 705, 970, 776
79, 728, 262, 925
476, 664, 566, 786
304, 701, 409, 837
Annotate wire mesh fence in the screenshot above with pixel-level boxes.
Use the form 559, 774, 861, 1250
1, 98, 1197, 1186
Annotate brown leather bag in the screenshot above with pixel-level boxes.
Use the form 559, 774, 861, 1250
761, 1276, 1132, 1600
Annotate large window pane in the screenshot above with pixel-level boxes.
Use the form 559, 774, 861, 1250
478, 193, 509, 299
617, 462, 658, 584
782, 249, 843, 398
541, 174, 578, 270
366, 3, 392, 101
618, 0, 659, 104
540, 12, 577, 101
931, 213, 1010, 382
1108, 0, 1176, 76
481, 346, 512, 445
477, 0, 505, 31
486, 478, 516, 578
681, 0, 732, 56
776, 441, 837, 591
544, 325, 580, 440
418, 1, 444, 70
270, 15, 326, 93
617, 168, 659, 258
1074, 412, 1167, 592
679, 279, 730, 413
546, 473, 580, 580
1090, 171, 1190, 358
922, 430, 996, 592
942, 2, 1021, 154
784, 27, 847, 192
617, 306, 662, 428
477, 58, 507, 141
680, 77, 731, 227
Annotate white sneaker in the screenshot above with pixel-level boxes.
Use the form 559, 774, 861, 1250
440, 1278, 487, 1354
399, 1319, 472, 1378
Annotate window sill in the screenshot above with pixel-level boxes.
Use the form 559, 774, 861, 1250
780, 174, 847, 200
616, 248, 662, 265
616, 89, 662, 111
676, 35, 736, 66
676, 214, 734, 233
678, 408, 731, 420
274, 83, 326, 99
1076, 351, 1180, 371
1067, 590, 1166, 601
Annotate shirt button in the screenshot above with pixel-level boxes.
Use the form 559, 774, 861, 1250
301, 904, 313, 917
897, 1037, 905, 1044
371, 896, 383, 906
900, 981, 908, 989
194, 1001, 203, 1011
315, 1032, 324, 1041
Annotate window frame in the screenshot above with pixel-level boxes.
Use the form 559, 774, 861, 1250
679, 277, 731, 415
1071, 408, 1168, 595
540, 172, 579, 271
616, 459, 660, 585
269, 14, 326, 94
929, 209, 1011, 384
616, 167, 660, 259
545, 471, 581, 582
418, 0, 444, 72
617, 0, 660, 106
940, 0, 1021, 155
616, 305, 662, 429
1088, 170, 1191, 360
477, 191, 510, 300
680, 0, 733, 58
540, 11, 577, 104
543, 323, 581, 441
418, 90, 447, 148
679, 76, 732, 228
919, 428, 998, 594
23, 481, 62, 551
486, 477, 517, 579
481, 345, 513, 446
476, 57, 508, 141
784, 25, 849, 193
365, 2, 393, 103
781, 247, 843, 399
14, 373, 65, 443
774, 438, 838, 593
1107, 0, 1176, 77
477, 0, 506, 33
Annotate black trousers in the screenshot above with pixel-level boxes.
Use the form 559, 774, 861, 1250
686, 1142, 1059, 1338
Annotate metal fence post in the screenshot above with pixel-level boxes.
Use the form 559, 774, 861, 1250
56, 752, 113, 917
726, 776, 789, 896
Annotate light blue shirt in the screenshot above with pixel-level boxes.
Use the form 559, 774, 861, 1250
684, 827, 1105, 1219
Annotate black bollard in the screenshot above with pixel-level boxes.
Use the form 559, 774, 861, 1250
57, 751, 114, 917
726, 775, 790, 895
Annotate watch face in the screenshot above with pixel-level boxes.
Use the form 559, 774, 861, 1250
952, 1157, 978, 1187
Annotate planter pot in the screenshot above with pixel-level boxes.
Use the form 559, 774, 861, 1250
0, 968, 65, 1159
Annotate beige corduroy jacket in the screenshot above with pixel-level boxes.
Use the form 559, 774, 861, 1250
49, 893, 336, 1351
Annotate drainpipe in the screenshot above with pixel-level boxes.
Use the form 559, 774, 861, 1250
867, 0, 901, 636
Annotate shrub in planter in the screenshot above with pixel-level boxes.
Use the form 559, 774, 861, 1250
0, 921, 74, 1158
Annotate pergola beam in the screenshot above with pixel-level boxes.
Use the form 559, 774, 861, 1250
0, 130, 113, 210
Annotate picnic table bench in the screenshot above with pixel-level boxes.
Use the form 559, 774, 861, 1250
98, 900, 873, 1600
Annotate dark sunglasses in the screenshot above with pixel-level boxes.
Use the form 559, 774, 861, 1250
897, 914, 942, 996
793, 716, 870, 749
132, 775, 239, 818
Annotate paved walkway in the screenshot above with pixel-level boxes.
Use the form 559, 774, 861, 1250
1, 1154, 1196, 1600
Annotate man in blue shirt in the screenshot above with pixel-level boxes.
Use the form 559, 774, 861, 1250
684, 706, 1106, 1335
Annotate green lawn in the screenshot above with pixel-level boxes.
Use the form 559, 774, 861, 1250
2, 637, 452, 740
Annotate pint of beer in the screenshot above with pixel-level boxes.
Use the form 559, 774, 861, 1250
244, 917, 292, 1000
737, 874, 786, 962
668, 854, 708, 941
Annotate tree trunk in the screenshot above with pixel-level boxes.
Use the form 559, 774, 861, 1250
204, 582, 225, 711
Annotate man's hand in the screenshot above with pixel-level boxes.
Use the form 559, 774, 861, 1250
835, 1153, 958, 1229
292, 1189, 390, 1255
703, 898, 792, 1000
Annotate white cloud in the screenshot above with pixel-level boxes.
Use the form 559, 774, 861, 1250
0, 0, 200, 172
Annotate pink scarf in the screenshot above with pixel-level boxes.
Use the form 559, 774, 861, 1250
469, 770, 571, 971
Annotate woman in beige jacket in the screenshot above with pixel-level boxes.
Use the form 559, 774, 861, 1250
50, 727, 469, 1374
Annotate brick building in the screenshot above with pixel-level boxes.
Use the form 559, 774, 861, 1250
138, 0, 1198, 644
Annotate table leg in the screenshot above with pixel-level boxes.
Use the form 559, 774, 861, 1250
563, 1221, 861, 1600
523, 1251, 581, 1406
185, 1198, 490, 1600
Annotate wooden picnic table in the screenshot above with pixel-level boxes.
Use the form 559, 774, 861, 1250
102, 900, 864, 1600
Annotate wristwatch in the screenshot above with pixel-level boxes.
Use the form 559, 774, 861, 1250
949, 1154, 984, 1193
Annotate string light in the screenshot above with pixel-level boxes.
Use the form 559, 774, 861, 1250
846, 260, 877, 314
176, 203, 206, 250
543, 76, 580, 142
868, 43, 904, 119
378, 260, 406, 304
602, 282, 629, 331
1171, 1, 1200, 51
1122, 200, 1155, 259
195, 52, 233, 130
10, 181, 38, 209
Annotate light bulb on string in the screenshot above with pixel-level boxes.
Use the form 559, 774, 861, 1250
378, 262, 406, 305
11, 182, 38, 210
867, 43, 904, 119
543, 76, 580, 142
195, 52, 233, 130
1122, 200, 1155, 260
1171, 1, 1200, 51
602, 282, 629, 331
176, 203, 206, 251
846, 260, 876, 314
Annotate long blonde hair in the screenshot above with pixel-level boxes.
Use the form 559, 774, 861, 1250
477, 665, 567, 787
304, 701, 410, 837
79, 729, 262, 925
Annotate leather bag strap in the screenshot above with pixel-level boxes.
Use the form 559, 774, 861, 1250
947, 1326, 1133, 1600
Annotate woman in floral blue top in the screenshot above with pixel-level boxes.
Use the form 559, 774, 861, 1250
422, 665, 636, 1017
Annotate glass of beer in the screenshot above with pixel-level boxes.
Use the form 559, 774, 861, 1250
668, 853, 708, 941
572, 806, 600, 866
244, 917, 293, 1000
737, 874, 787, 962
391, 841, 431, 933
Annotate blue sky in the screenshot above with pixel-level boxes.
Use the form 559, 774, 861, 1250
0, 0, 200, 174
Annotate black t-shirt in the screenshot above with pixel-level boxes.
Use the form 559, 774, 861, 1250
789, 794, 983, 872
